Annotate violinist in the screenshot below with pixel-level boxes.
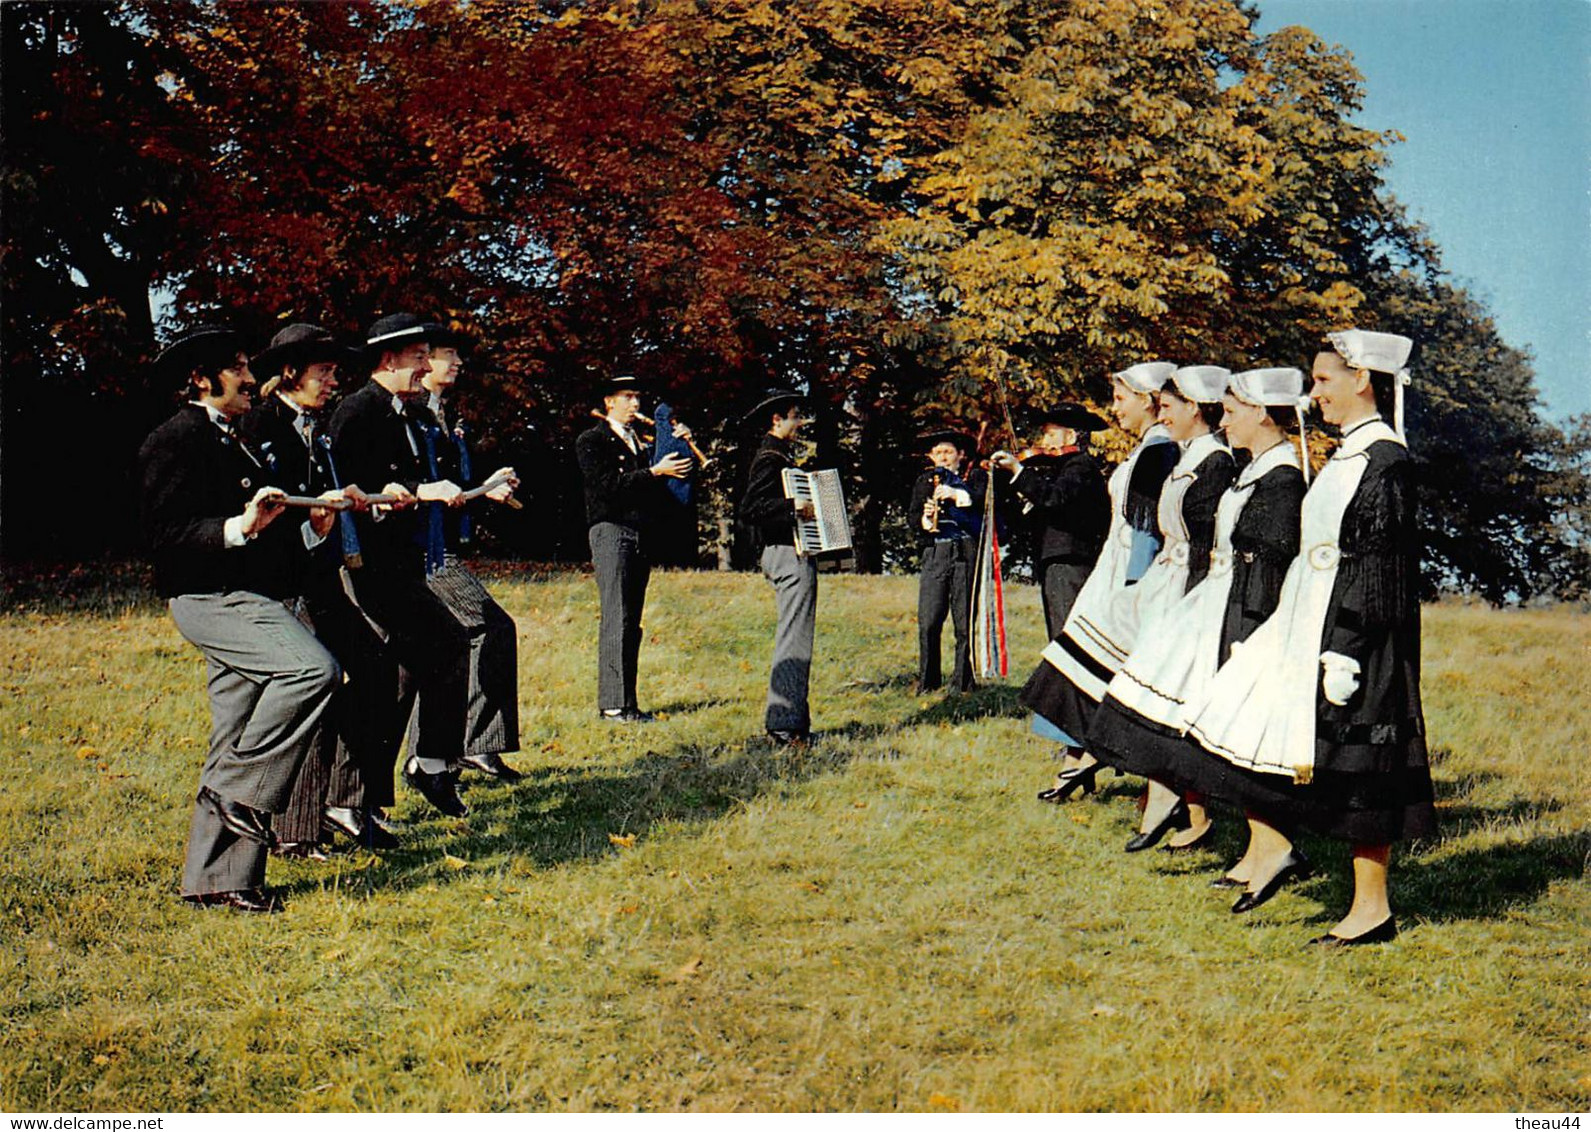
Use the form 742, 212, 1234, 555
909, 429, 986, 693
988, 403, 1111, 640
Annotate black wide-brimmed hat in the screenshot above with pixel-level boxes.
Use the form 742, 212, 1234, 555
743, 388, 810, 425
153, 324, 245, 381
253, 323, 355, 377
1033, 402, 1109, 434
595, 373, 653, 399
918, 428, 978, 456
364, 313, 435, 353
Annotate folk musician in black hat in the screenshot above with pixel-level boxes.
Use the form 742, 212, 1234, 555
989, 403, 1111, 640
574, 374, 693, 722
908, 429, 988, 693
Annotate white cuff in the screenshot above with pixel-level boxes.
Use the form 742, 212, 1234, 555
950, 489, 972, 507
223, 516, 248, 548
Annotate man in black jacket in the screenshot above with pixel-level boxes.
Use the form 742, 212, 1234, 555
990, 403, 1111, 639
738, 389, 817, 744
574, 375, 691, 721
241, 323, 401, 853
327, 313, 472, 817
908, 429, 987, 693
399, 327, 522, 778
138, 324, 342, 912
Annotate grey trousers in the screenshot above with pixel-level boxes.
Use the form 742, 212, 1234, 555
918, 537, 974, 692
590, 522, 650, 712
402, 555, 520, 758
169, 592, 341, 895
760, 544, 818, 733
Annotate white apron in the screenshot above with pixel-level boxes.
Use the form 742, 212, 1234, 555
1184, 419, 1403, 781
1105, 441, 1300, 729
1038, 425, 1174, 700
1106, 430, 1231, 650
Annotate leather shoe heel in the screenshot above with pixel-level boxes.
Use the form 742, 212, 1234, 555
1038, 764, 1099, 804
1231, 851, 1312, 914
184, 888, 280, 914
403, 760, 469, 818
200, 786, 275, 847
1124, 800, 1189, 853
459, 752, 524, 782
1308, 916, 1399, 947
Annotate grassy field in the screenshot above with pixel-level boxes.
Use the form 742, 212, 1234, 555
1, 567, 1587, 1112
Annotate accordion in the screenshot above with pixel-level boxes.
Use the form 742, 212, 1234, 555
781, 467, 853, 557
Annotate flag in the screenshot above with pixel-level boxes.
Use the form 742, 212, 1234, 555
971, 471, 1008, 678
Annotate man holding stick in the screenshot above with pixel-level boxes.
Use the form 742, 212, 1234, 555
241, 322, 402, 853
328, 313, 472, 818
138, 324, 343, 912
398, 324, 523, 780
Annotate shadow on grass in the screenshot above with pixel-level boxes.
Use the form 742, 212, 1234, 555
280, 727, 885, 899
902, 683, 1027, 726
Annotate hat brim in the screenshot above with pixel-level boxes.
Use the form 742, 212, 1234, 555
253, 339, 357, 378
918, 430, 978, 455
364, 326, 435, 354
154, 328, 245, 380
744, 393, 810, 425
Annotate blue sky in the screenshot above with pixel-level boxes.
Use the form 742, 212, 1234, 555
1254, 0, 1591, 420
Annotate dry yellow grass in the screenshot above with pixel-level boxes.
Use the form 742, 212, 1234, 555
1, 572, 1586, 1111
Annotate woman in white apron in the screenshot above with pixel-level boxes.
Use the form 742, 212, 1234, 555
1088, 368, 1307, 872
1017, 362, 1179, 800
1181, 331, 1436, 945
1086, 365, 1235, 851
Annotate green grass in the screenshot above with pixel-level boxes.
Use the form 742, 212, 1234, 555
1, 570, 1587, 1112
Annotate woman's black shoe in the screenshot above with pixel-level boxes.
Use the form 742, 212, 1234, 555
1037, 764, 1099, 804
1124, 800, 1189, 853
1231, 850, 1312, 914
1308, 916, 1399, 947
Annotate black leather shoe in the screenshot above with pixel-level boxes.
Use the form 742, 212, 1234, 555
273, 841, 329, 862
199, 786, 276, 847
1038, 763, 1100, 804
184, 889, 280, 914
1308, 916, 1399, 947
766, 729, 811, 747
600, 708, 655, 723
403, 760, 469, 817
459, 752, 524, 782
1231, 851, 1312, 914
322, 806, 400, 849
1124, 800, 1189, 853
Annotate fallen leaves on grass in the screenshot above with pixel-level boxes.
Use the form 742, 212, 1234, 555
442, 853, 469, 871
927, 1093, 960, 1111
670, 956, 704, 982
609, 833, 637, 849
